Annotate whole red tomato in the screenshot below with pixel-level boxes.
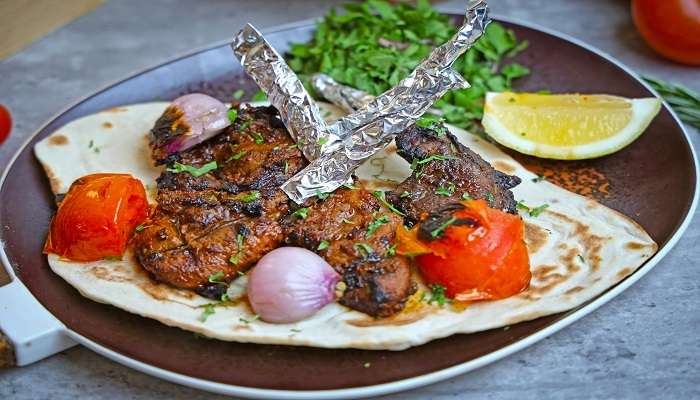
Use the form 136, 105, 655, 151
632, 0, 700, 65
0, 104, 11, 145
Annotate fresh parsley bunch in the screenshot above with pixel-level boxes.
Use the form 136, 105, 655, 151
286, 0, 530, 132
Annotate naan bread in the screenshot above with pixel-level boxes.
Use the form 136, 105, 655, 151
34, 102, 657, 350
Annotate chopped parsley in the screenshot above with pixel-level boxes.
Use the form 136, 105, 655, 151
366, 213, 390, 238
461, 192, 473, 201
516, 201, 550, 217
200, 304, 216, 322
239, 315, 260, 324
250, 132, 264, 144
363, 362, 371, 368
232, 89, 245, 100
372, 190, 405, 216
227, 149, 247, 162
317, 136, 329, 145
385, 244, 397, 257
400, 191, 412, 198
342, 218, 354, 225
238, 120, 251, 131
485, 192, 495, 204
239, 191, 260, 203
317, 240, 330, 250
283, 160, 289, 174
135, 224, 146, 232
207, 271, 226, 284
291, 207, 309, 219
229, 234, 245, 265
529, 204, 549, 217
430, 216, 456, 238
167, 161, 218, 177
531, 175, 547, 183
316, 189, 329, 200
354, 243, 374, 257
286, 1, 529, 133
251, 90, 267, 102
435, 182, 456, 197
227, 109, 238, 123
428, 284, 448, 306
416, 154, 456, 165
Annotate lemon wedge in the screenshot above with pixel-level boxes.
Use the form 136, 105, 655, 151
482, 92, 661, 160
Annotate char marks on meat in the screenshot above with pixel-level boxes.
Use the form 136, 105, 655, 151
389, 124, 521, 226
283, 187, 415, 317
133, 106, 305, 292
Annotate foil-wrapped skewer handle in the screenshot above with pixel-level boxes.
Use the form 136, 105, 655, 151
231, 24, 340, 161
282, 0, 491, 203
311, 73, 375, 114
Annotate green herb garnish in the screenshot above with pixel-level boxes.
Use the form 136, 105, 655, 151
200, 304, 216, 322
643, 76, 700, 128
400, 191, 411, 198
167, 161, 218, 177
239, 314, 260, 324
430, 216, 456, 238
229, 234, 245, 265
342, 218, 354, 225
227, 150, 247, 162
291, 207, 309, 219
461, 192, 473, 201
372, 190, 405, 216
366, 213, 390, 238
250, 132, 264, 144
240, 191, 260, 203
529, 203, 549, 217
227, 109, 238, 123
283, 160, 289, 174
317, 240, 330, 250
251, 90, 267, 102
354, 243, 374, 257
208, 271, 226, 284
485, 192, 495, 204
316, 189, 329, 200
135, 224, 146, 232
428, 284, 448, 306
434, 182, 456, 197
385, 244, 397, 257
317, 137, 329, 145
286, 0, 529, 133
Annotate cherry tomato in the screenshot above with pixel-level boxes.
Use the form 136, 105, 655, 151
396, 200, 531, 301
44, 174, 148, 262
0, 104, 11, 145
632, 0, 700, 65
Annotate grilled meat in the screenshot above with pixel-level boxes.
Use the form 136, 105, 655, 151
389, 124, 521, 225
133, 106, 305, 292
283, 187, 415, 317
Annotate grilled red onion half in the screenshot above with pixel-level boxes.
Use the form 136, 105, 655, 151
248, 247, 342, 323
150, 93, 230, 163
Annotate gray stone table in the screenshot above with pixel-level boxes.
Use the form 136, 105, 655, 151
1, 0, 698, 399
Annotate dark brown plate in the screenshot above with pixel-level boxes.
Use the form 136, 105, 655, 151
0, 15, 696, 399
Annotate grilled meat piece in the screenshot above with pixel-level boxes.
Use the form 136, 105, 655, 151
133, 106, 306, 291
283, 187, 415, 317
389, 124, 521, 225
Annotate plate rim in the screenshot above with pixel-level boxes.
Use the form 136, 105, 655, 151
1, 14, 698, 400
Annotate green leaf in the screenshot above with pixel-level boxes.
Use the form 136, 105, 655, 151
227, 109, 238, 123
239, 191, 260, 203
291, 207, 309, 219
232, 89, 245, 100
167, 161, 218, 177
251, 90, 267, 102
317, 240, 330, 250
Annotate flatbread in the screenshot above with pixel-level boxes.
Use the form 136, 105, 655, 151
34, 102, 657, 350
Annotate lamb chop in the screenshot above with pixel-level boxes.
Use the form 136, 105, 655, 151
133, 106, 305, 295
388, 123, 521, 226
283, 186, 415, 317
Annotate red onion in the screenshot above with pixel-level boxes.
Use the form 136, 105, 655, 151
151, 93, 230, 161
248, 247, 341, 323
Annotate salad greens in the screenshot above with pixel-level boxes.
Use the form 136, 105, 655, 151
286, 0, 530, 132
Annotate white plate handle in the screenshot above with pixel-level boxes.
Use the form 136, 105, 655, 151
0, 254, 76, 366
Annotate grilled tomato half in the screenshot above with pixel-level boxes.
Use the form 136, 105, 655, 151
44, 173, 148, 261
396, 199, 531, 301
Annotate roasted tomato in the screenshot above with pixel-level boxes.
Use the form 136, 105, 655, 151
44, 173, 148, 261
396, 199, 531, 301
631, 0, 700, 65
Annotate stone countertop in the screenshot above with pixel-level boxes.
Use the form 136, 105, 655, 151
1, 0, 698, 399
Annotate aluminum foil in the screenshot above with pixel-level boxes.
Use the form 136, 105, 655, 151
231, 24, 341, 162
282, 0, 491, 203
311, 73, 374, 114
